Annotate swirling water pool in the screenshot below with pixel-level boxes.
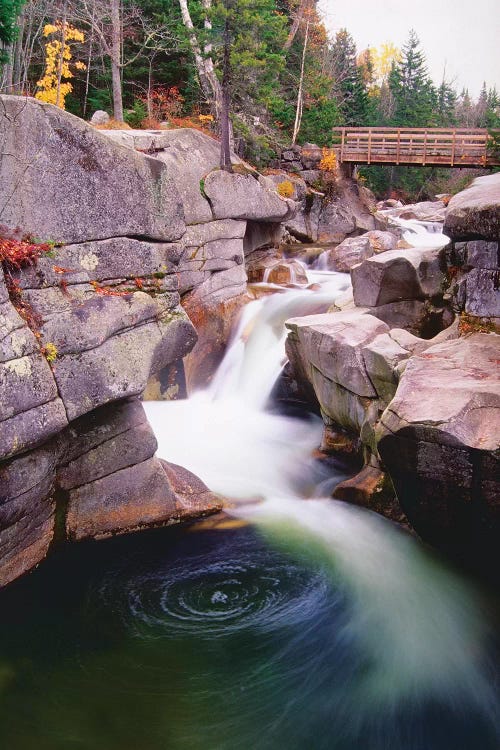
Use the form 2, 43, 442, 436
0, 522, 497, 750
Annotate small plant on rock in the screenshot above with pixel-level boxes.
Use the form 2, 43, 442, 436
318, 148, 338, 199
41, 342, 58, 363
277, 180, 295, 198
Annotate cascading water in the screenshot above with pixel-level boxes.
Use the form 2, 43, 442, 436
0, 222, 497, 750
395, 216, 451, 247
142, 244, 499, 745
144, 273, 349, 499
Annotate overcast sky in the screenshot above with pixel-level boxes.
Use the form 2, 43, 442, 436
318, 0, 500, 97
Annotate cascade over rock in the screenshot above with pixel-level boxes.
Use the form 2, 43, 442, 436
104, 126, 297, 390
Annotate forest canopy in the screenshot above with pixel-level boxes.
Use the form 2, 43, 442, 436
1, 0, 499, 195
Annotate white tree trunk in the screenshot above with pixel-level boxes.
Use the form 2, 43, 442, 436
292, 20, 309, 144
110, 0, 124, 121
177, 0, 222, 123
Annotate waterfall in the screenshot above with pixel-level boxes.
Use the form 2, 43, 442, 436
143, 232, 498, 735
393, 216, 450, 247
145, 272, 349, 498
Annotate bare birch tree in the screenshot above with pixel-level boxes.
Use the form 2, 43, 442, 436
177, 0, 222, 122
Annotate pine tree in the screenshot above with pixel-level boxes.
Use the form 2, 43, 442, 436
476, 81, 488, 127
485, 87, 500, 127
435, 79, 457, 127
389, 29, 435, 127
0, 0, 24, 65
329, 28, 370, 126
455, 87, 475, 127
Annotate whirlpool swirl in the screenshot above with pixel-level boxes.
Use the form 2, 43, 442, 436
97, 535, 331, 640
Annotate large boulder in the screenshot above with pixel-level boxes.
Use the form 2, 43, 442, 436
59, 399, 221, 541
364, 230, 397, 253
203, 170, 296, 222
397, 200, 446, 222
322, 236, 373, 272
351, 246, 446, 307
0, 397, 223, 585
152, 128, 224, 224
0, 103, 240, 587
377, 333, 500, 562
285, 178, 383, 244
444, 173, 500, 240
285, 311, 414, 442
0, 96, 184, 243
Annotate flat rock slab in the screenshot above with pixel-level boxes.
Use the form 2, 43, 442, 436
100, 129, 174, 152
286, 310, 389, 398
379, 332, 500, 449
13, 238, 182, 290
444, 173, 500, 240
65, 456, 222, 540
204, 170, 295, 222
0, 96, 184, 243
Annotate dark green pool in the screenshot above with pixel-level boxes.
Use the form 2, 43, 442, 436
0, 522, 498, 750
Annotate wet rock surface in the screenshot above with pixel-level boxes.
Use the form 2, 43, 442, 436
351, 246, 446, 307
322, 236, 373, 272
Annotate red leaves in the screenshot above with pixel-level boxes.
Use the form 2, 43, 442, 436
0, 237, 51, 270
5, 276, 42, 332
90, 281, 132, 298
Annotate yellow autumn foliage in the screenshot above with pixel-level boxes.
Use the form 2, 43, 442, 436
277, 180, 295, 198
319, 148, 337, 172
35, 21, 86, 110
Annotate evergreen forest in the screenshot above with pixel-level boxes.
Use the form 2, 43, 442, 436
1, 0, 499, 197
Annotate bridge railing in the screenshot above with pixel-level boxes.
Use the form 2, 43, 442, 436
331, 127, 499, 167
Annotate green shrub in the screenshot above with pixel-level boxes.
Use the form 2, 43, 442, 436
124, 100, 148, 129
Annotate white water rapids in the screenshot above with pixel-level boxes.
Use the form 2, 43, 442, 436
143, 215, 498, 728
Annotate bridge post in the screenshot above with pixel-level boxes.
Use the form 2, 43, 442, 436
339, 162, 355, 179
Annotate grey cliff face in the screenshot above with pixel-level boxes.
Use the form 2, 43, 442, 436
0, 100, 299, 586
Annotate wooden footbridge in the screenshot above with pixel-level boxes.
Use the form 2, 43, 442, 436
330, 127, 500, 168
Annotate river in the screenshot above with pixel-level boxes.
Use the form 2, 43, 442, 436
0, 218, 498, 749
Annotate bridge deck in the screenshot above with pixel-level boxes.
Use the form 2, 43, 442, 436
331, 127, 500, 168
